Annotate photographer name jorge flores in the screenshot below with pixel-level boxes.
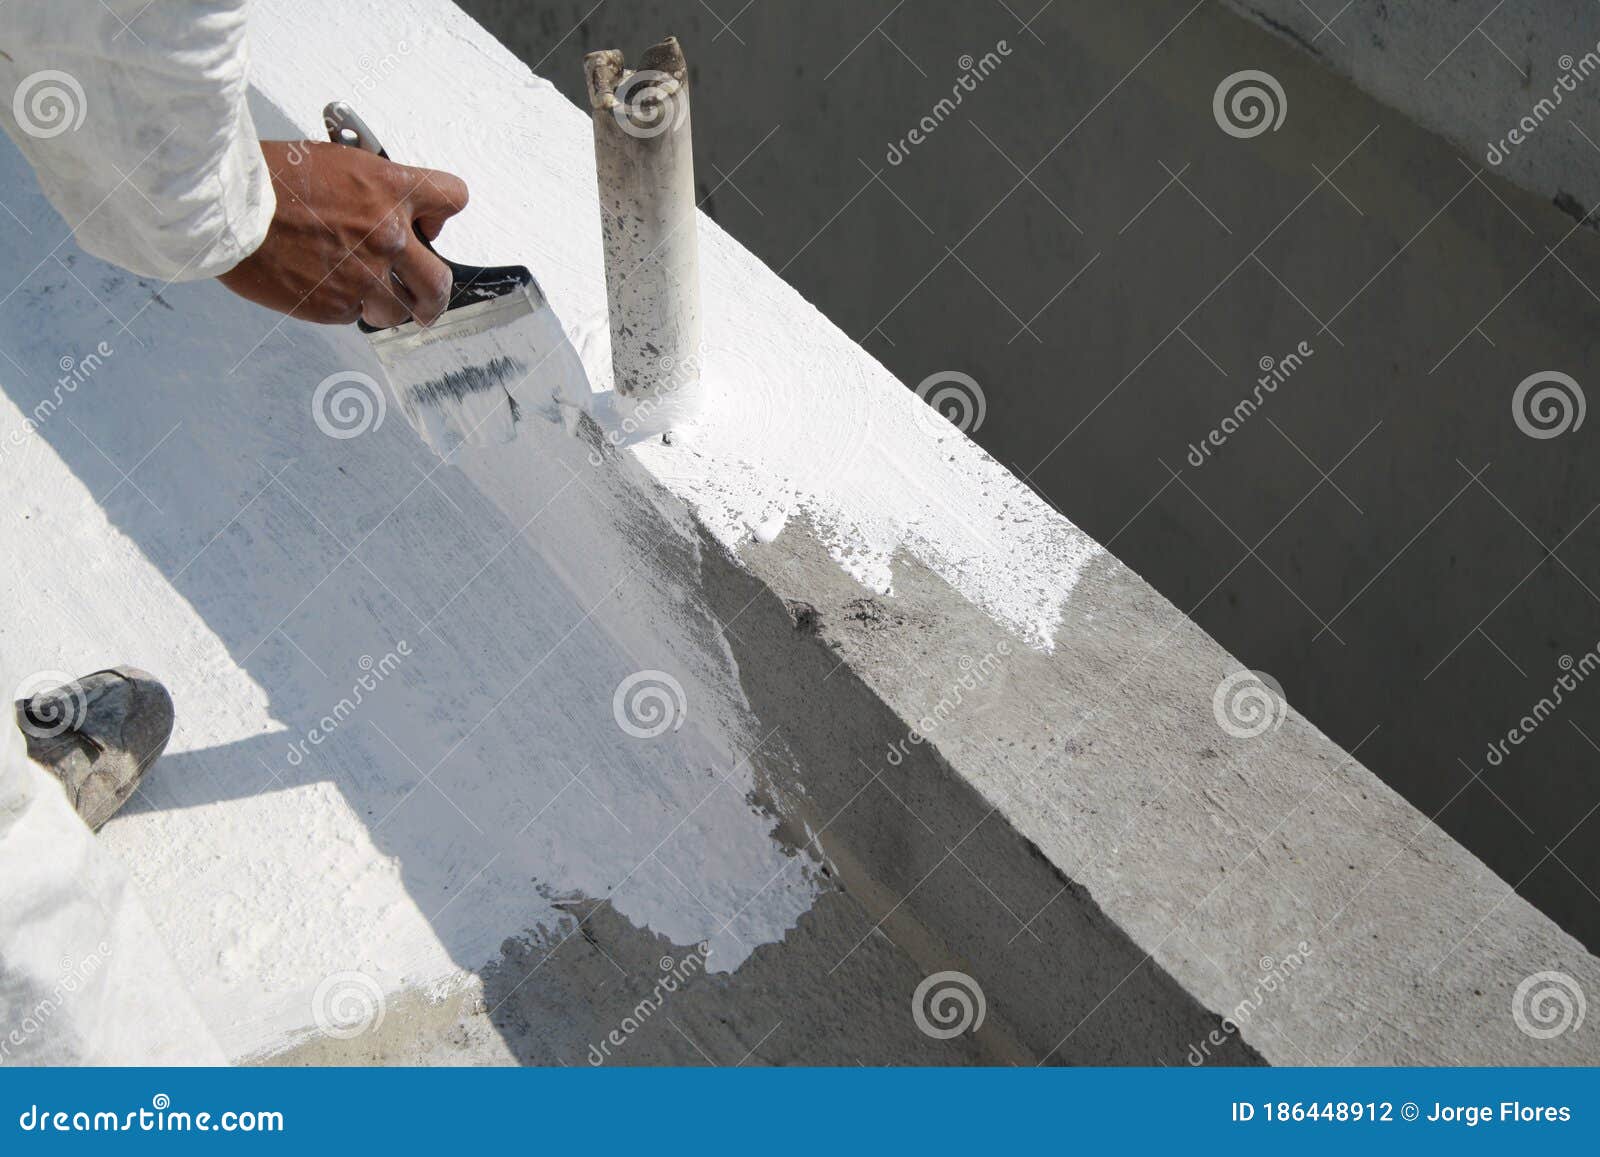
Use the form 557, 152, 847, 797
1427, 1102, 1572, 1127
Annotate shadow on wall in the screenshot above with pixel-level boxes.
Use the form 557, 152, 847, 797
458, 0, 1600, 952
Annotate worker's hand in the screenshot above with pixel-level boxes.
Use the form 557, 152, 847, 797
216, 140, 468, 328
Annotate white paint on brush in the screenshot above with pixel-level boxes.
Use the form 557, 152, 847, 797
245, 0, 1102, 651
0, 165, 819, 1060
0, 0, 1105, 1060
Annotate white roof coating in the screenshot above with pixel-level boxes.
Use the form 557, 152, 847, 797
0, 0, 1103, 1057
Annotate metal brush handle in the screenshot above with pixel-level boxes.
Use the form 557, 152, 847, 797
321, 101, 534, 333
324, 101, 386, 156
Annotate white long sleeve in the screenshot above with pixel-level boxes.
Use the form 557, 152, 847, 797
0, 0, 274, 282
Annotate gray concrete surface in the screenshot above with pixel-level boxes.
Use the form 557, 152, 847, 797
267, 0, 1600, 1067
269, 428, 1266, 1066
457, 0, 1600, 955
733, 524, 1600, 1065
1223, 0, 1600, 221
271, 418, 1597, 1065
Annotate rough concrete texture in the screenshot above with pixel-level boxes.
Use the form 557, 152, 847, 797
1223, 0, 1600, 224
269, 442, 1261, 1067
255, 1, 1600, 1067
726, 518, 1600, 1065
266, 894, 1020, 1066
270, 419, 1597, 1065
1, 0, 1579, 1065
458, 0, 1600, 954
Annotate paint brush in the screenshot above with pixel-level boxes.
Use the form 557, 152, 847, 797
323, 101, 584, 458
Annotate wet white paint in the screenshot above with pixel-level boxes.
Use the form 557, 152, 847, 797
0, 0, 1103, 1060
244, 0, 1102, 651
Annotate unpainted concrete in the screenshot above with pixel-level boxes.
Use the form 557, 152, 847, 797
726, 512, 1600, 1065
459, 0, 1600, 955
261, 1, 1600, 1065
275, 430, 1595, 1064
269, 448, 1263, 1066
1224, 0, 1600, 224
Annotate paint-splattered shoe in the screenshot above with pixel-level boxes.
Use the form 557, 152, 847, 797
14, 666, 174, 830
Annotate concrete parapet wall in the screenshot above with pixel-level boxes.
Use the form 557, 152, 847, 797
247, 0, 1597, 1066
1224, 0, 1600, 222
11, 0, 1583, 1065
733, 524, 1600, 1064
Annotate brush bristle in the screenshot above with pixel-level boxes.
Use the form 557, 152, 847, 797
367, 287, 590, 460
406, 355, 526, 424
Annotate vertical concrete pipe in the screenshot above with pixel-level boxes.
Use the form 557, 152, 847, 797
585, 37, 704, 434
